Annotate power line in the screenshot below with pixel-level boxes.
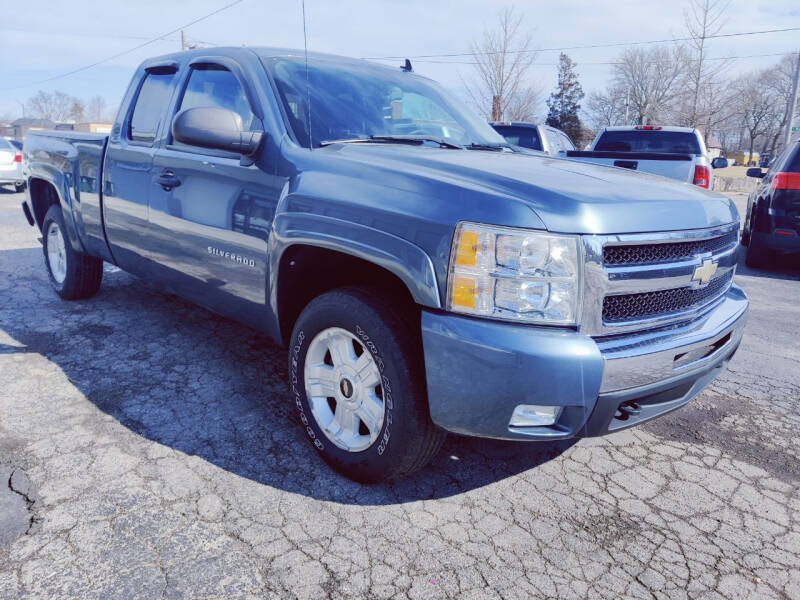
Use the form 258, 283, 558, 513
369, 50, 800, 67
0, 0, 246, 92
361, 26, 800, 60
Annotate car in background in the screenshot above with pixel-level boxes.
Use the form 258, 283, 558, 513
0, 138, 25, 193
489, 121, 575, 155
566, 126, 727, 189
742, 140, 800, 267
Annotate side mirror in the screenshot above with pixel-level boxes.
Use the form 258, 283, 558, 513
711, 157, 728, 169
746, 167, 765, 179
172, 107, 263, 156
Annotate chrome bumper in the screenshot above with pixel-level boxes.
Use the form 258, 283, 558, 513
596, 285, 748, 393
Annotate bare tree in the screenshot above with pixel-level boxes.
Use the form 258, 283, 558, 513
584, 86, 629, 129
85, 96, 109, 122
612, 45, 689, 125
466, 7, 541, 121
762, 54, 800, 156
26, 90, 76, 123
682, 0, 731, 130
70, 99, 86, 122
731, 72, 777, 163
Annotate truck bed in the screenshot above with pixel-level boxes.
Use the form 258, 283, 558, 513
24, 129, 111, 261
565, 150, 694, 182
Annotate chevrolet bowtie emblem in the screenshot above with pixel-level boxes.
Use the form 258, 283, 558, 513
692, 258, 718, 286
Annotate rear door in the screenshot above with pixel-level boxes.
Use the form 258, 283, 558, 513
149, 56, 283, 325
103, 65, 178, 275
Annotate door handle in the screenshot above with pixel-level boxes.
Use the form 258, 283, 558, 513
156, 170, 181, 191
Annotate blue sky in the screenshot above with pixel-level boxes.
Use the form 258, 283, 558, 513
1, 0, 798, 120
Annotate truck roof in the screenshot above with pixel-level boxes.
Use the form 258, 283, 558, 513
489, 122, 540, 128
602, 125, 698, 134
144, 46, 416, 73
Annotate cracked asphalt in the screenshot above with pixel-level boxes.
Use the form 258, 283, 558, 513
0, 189, 798, 599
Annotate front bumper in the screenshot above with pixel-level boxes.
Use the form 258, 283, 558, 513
421, 284, 748, 441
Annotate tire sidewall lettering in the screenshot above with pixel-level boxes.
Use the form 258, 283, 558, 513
291, 330, 324, 451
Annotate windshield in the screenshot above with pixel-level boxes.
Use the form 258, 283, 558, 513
263, 56, 507, 149
594, 130, 702, 155
491, 125, 543, 151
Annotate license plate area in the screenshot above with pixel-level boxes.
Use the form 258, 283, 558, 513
673, 332, 731, 370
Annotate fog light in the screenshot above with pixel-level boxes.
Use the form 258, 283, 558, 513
509, 404, 563, 427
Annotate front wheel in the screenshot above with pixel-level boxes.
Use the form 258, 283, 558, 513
42, 205, 103, 299
288, 287, 446, 482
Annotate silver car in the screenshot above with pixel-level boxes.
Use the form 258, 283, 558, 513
0, 138, 25, 192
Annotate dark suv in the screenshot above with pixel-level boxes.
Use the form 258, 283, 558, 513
743, 141, 800, 267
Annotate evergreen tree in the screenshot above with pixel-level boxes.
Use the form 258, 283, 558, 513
546, 53, 585, 146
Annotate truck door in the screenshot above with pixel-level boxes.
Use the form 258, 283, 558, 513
103, 66, 178, 276
149, 59, 282, 326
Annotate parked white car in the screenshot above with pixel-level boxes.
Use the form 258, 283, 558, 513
0, 138, 25, 192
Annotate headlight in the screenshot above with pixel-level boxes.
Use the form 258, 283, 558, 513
446, 222, 581, 325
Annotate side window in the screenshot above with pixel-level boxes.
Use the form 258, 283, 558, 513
175, 65, 254, 141
560, 132, 575, 151
129, 70, 177, 144
766, 146, 791, 178
545, 129, 562, 154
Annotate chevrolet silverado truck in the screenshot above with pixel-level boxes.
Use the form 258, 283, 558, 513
567, 125, 728, 189
20, 48, 748, 482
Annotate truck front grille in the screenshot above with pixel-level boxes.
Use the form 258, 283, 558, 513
603, 230, 738, 266
603, 271, 733, 323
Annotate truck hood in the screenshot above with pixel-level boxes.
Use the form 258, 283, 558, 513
325, 145, 738, 234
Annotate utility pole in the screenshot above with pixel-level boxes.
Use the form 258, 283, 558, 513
181, 30, 188, 51
784, 51, 800, 147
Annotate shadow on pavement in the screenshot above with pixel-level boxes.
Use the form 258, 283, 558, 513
1, 246, 575, 505
735, 244, 800, 281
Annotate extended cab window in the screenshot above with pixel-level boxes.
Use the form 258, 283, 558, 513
175, 65, 254, 141
129, 70, 176, 144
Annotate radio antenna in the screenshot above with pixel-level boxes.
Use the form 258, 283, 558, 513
302, 0, 312, 150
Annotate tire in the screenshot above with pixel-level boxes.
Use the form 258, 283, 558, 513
14, 182, 25, 194
745, 230, 771, 269
42, 204, 103, 300
288, 287, 446, 482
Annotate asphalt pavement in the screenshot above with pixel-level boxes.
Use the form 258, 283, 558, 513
0, 188, 798, 599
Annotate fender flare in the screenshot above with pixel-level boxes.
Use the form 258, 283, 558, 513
268, 211, 442, 334
27, 164, 87, 254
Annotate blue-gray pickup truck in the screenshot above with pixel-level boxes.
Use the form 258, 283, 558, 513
21, 47, 748, 482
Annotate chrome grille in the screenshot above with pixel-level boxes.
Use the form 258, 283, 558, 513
581, 223, 740, 336
604, 230, 738, 266
603, 271, 733, 323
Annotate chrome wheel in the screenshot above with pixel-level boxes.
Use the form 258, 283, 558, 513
304, 327, 385, 452
46, 221, 67, 284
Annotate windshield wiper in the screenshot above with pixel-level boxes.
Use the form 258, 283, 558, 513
320, 135, 463, 149
465, 142, 511, 152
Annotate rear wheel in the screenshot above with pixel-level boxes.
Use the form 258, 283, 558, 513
288, 287, 446, 482
42, 205, 103, 299
745, 229, 772, 269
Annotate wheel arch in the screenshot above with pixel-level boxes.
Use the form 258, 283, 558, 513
269, 213, 442, 345
27, 176, 85, 253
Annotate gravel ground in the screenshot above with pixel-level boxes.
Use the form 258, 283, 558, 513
0, 189, 798, 599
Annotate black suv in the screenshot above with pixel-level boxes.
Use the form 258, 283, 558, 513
743, 141, 800, 267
